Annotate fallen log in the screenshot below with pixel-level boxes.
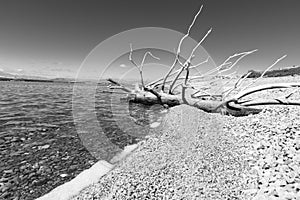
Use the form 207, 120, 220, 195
108, 79, 264, 117
104, 4, 300, 117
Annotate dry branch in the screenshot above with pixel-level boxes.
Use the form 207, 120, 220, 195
168, 28, 212, 94
202, 49, 257, 77
129, 44, 160, 89
105, 5, 300, 117
107, 78, 132, 93
233, 82, 300, 100
240, 98, 300, 107
284, 88, 299, 99
146, 56, 209, 88
222, 71, 252, 98
241, 55, 287, 91
160, 5, 203, 92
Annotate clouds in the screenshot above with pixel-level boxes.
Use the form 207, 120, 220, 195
49, 67, 73, 72
0, 68, 3, 72
120, 64, 127, 68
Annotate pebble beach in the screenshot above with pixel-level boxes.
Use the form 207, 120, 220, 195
71, 78, 300, 200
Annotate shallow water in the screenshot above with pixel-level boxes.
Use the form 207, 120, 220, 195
0, 81, 165, 160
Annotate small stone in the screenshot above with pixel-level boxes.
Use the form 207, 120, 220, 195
3, 169, 13, 174
276, 158, 284, 164
28, 173, 36, 179
0, 192, 10, 199
11, 137, 19, 142
33, 178, 48, 186
4, 137, 12, 141
243, 188, 258, 195
60, 174, 68, 178
274, 179, 286, 187
150, 122, 160, 128
38, 144, 50, 150
20, 165, 27, 170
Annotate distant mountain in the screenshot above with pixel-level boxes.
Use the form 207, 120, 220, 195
17, 75, 50, 80
0, 71, 15, 78
50, 78, 76, 83
0, 71, 79, 83
0, 71, 48, 80
0, 70, 89, 83
242, 65, 300, 78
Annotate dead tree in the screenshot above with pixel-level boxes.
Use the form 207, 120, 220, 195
106, 5, 300, 117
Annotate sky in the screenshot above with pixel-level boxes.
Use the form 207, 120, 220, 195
0, 0, 299, 80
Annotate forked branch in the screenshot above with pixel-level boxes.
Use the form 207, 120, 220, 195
233, 82, 300, 100
241, 55, 287, 91
160, 5, 203, 92
168, 28, 212, 94
107, 4, 300, 117
129, 44, 160, 89
202, 49, 257, 77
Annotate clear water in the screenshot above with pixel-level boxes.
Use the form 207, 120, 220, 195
0, 81, 165, 160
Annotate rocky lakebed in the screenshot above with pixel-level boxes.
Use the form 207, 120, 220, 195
0, 81, 158, 200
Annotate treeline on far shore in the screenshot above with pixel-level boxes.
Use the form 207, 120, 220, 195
242, 65, 300, 78
0, 77, 76, 83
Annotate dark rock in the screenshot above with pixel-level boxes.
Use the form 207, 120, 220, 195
10, 151, 24, 157
0, 191, 10, 199
34, 178, 49, 186
20, 165, 27, 171
4, 136, 12, 141
68, 165, 77, 172
11, 137, 20, 142
3, 169, 13, 174
28, 173, 36, 179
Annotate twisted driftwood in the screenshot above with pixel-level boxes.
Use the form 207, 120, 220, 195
105, 5, 300, 117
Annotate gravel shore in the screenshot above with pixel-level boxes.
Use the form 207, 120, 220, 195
70, 100, 299, 200
71, 88, 300, 200
224, 106, 300, 200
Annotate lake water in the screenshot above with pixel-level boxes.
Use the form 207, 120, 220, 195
0, 80, 165, 160
0, 80, 167, 199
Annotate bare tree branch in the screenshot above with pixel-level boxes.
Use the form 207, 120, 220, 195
222, 71, 252, 99
129, 43, 145, 89
284, 88, 299, 99
191, 88, 217, 99
129, 43, 139, 68
240, 98, 300, 107
141, 51, 160, 70
184, 28, 212, 66
115, 6, 300, 117
146, 57, 209, 88
107, 78, 132, 93
129, 44, 160, 90
100, 90, 130, 95
241, 55, 287, 91
233, 82, 300, 100
168, 28, 212, 94
160, 5, 204, 92
202, 49, 257, 77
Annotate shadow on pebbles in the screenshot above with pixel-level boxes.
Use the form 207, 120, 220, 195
72, 104, 300, 200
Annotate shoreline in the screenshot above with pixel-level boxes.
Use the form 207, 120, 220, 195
1, 76, 299, 199
36, 143, 141, 200
70, 105, 251, 199
70, 103, 300, 199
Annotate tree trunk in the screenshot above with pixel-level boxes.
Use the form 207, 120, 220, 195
127, 90, 262, 117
